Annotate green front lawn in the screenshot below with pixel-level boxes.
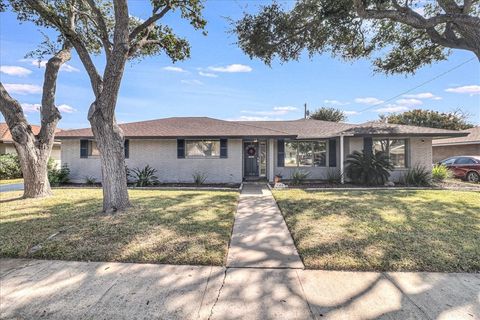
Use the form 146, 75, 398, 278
273, 189, 480, 272
0, 178, 23, 185
0, 189, 238, 266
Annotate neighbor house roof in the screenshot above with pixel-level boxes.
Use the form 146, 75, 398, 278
341, 121, 469, 138
56, 117, 296, 139
55, 117, 468, 139
432, 126, 480, 146
0, 123, 62, 143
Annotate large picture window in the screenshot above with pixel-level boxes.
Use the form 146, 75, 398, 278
81, 139, 129, 158
186, 140, 220, 158
373, 138, 407, 168
283, 140, 327, 167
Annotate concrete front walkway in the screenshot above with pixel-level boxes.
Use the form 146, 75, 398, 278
226, 183, 303, 268
2, 259, 479, 319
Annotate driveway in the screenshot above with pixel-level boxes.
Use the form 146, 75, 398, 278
0, 182, 23, 192
1, 259, 479, 319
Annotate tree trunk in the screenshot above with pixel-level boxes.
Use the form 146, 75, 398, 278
16, 144, 51, 198
0, 45, 70, 199
89, 111, 131, 213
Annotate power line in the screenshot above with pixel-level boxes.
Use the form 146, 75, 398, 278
357, 57, 477, 113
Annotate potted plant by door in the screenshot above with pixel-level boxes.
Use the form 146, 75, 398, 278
274, 174, 282, 184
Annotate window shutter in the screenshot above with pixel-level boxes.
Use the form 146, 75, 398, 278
363, 137, 373, 155
177, 139, 185, 158
277, 139, 285, 167
80, 140, 88, 158
328, 139, 337, 167
124, 139, 129, 159
220, 139, 228, 158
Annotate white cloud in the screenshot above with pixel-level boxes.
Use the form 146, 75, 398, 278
181, 79, 203, 85
4, 83, 42, 95
0, 66, 32, 77
445, 85, 480, 95
198, 71, 218, 78
344, 110, 359, 115
354, 97, 384, 105
163, 66, 186, 73
395, 98, 423, 106
21, 103, 41, 113
57, 104, 77, 113
241, 106, 298, 116
23, 59, 80, 72
324, 99, 349, 106
208, 64, 252, 73
375, 105, 409, 113
273, 106, 297, 111
403, 92, 442, 100
19, 103, 77, 113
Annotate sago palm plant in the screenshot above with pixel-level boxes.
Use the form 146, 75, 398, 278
345, 150, 393, 186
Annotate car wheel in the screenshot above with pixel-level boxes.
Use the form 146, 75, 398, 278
466, 171, 480, 183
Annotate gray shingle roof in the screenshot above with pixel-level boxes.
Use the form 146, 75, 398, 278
236, 119, 357, 139
432, 126, 480, 145
341, 121, 469, 138
56, 117, 468, 139
56, 117, 295, 139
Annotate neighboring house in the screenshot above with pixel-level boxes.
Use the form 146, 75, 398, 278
0, 123, 62, 166
56, 117, 466, 184
432, 127, 480, 163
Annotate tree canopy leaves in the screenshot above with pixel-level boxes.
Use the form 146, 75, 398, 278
234, 0, 480, 74
380, 109, 474, 130
309, 107, 347, 122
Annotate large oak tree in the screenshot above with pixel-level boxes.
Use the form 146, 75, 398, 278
6, 0, 206, 212
234, 0, 480, 74
0, 43, 71, 198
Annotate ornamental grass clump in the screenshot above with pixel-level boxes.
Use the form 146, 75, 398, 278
432, 164, 452, 182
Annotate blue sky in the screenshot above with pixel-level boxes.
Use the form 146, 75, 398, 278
0, 1, 479, 129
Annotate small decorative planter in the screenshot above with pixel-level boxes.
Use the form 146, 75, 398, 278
274, 175, 282, 184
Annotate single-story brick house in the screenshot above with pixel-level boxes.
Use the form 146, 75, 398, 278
432, 126, 480, 163
0, 123, 62, 166
56, 117, 466, 184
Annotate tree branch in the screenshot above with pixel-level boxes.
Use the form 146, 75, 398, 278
129, 5, 171, 42
25, 0, 103, 97
38, 43, 72, 143
85, 0, 113, 57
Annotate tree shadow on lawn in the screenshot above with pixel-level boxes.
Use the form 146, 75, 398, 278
276, 190, 480, 272
0, 190, 238, 266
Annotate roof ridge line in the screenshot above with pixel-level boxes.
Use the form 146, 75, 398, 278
232, 121, 294, 136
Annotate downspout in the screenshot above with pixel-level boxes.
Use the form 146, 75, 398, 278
340, 134, 345, 184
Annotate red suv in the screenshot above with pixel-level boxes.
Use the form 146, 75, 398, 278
439, 156, 480, 182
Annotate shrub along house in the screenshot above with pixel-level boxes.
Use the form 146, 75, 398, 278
56, 117, 466, 184
0, 123, 62, 166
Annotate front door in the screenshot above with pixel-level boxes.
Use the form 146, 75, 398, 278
244, 142, 259, 177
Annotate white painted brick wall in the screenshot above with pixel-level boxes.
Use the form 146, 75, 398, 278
61, 139, 243, 184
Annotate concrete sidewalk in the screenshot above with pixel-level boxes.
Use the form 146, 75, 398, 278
226, 183, 303, 268
1, 259, 479, 319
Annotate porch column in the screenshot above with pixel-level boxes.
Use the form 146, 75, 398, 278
340, 135, 345, 184
268, 139, 275, 182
